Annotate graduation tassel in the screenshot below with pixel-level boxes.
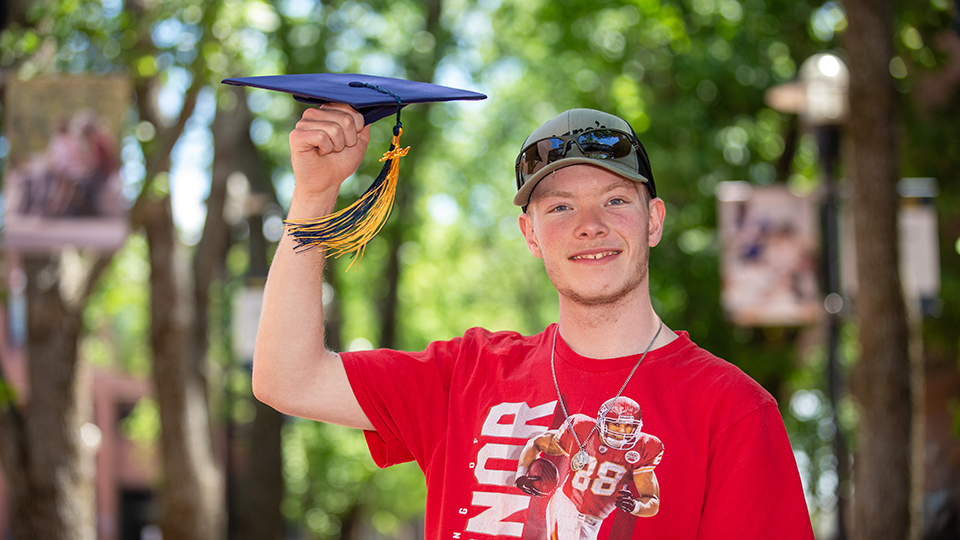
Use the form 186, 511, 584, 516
285, 128, 408, 270
285, 82, 409, 271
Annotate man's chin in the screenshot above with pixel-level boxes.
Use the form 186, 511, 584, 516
560, 285, 637, 308
547, 260, 648, 309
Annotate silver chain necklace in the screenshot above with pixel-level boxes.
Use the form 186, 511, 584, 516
549, 319, 664, 471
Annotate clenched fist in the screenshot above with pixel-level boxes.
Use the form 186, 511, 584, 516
288, 103, 371, 217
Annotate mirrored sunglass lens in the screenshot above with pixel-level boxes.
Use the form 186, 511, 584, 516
577, 131, 633, 159
521, 138, 566, 175
541, 138, 566, 161
519, 147, 541, 175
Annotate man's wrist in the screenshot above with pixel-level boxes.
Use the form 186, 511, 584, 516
287, 186, 340, 220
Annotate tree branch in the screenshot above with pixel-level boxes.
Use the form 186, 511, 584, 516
129, 77, 205, 227
130, 0, 218, 227
77, 255, 116, 307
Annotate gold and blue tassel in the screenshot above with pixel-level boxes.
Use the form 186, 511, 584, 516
284, 83, 409, 271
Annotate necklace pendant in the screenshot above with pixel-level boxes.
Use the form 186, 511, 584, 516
571, 450, 590, 471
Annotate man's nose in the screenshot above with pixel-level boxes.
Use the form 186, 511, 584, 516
576, 206, 608, 238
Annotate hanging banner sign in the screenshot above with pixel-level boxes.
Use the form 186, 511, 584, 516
717, 182, 821, 326
3, 75, 131, 252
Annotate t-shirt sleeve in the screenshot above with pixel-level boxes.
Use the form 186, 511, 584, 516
697, 404, 814, 540
341, 338, 461, 469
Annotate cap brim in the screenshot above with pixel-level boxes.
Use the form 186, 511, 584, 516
222, 73, 487, 125
513, 158, 651, 207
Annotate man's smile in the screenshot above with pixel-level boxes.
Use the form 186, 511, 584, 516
569, 250, 621, 261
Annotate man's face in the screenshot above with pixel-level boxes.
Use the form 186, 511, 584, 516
518, 165, 665, 308
605, 420, 638, 439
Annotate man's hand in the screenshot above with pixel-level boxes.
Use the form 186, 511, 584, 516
515, 475, 547, 497
616, 489, 641, 515
288, 103, 370, 212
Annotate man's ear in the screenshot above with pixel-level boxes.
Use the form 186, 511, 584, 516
518, 212, 543, 259
648, 197, 666, 248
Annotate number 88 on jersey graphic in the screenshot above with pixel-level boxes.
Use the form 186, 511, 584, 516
514, 397, 664, 540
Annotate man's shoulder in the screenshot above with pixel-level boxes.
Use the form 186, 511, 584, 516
637, 431, 663, 447
665, 331, 776, 407
626, 434, 664, 468
459, 326, 545, 347
340, 328, 539, 389
437, 325, 551, 360
368, 325, 551, 383
570, 413, 595, 427
560, 414, 596, 437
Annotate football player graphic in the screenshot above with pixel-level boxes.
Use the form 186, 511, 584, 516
515, 397, 664, 540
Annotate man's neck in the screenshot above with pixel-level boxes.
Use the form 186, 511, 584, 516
557, 290, 677, 359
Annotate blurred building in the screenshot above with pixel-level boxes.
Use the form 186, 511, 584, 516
89, 370, 160, 540
0, 348, 161, 540
923, 359, 960, 539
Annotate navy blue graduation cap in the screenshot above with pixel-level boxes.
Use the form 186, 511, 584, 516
222, 74, 486, 269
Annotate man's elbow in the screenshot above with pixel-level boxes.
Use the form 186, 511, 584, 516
252, 371, 302, 419
251, 369, 273, 406
640, 498, 659, 517
251, 355, 283, 409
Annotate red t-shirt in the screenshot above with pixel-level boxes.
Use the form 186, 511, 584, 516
342, 326, 813, 540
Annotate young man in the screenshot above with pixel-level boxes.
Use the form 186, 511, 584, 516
254, 104, 814, 539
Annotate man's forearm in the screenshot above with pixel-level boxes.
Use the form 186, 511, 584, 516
252, 188, 333, 404
251, 187, 373, 430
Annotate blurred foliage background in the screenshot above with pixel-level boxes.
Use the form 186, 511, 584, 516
0, 0, 958, 539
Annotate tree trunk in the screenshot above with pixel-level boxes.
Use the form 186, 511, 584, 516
844, 0, 914, 539
143, 195, 224, 540
0, 256, 97, 540
236, 400, 285, 540
211, 84, 288, 540
376, 0, 449, 349
128, 7, 226, 535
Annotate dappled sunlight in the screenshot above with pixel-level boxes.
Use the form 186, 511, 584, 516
1, 0, 958, 538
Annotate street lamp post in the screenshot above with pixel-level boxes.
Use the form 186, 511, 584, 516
767, 52, 850, 540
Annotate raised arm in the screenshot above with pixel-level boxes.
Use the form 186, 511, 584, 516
252, 103, 375, 430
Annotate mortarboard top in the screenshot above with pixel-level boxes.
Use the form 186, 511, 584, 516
221, 73, 486, 270
221, 73, 487, 125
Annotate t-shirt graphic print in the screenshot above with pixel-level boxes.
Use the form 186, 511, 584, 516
507, 397, 663, 540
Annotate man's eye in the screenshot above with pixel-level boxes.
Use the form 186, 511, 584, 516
550, 204, 570, 212
608, 198, 626, 206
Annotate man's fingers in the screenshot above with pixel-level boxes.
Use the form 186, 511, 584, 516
294, 118, 348, 153
290, 127, 337, 157
320, 102, 366, 129
300, 102, 364, 126
295, 104, 366, 154
616, 490, 638, 513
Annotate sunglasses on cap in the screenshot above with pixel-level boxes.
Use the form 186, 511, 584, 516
515, 128, 655, 197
